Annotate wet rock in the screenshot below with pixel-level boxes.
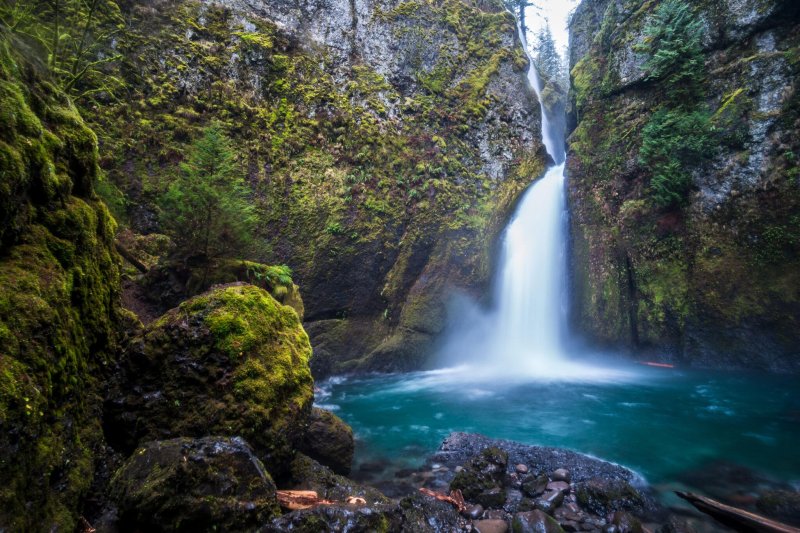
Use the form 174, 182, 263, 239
608, 511, 644, 533
574, 478, 648, 516
547, 481, 571, 494
552, 469, 571, 483
263, 504, 399, 532
434, 434, 641, 486
288, 453, 389, 504
522, 474, 550, 498
466, 504, 485, 519
535, 490, 565, 514
757, 489, 800, 526
477, 487, 508, 509
504, 488, 525, 513
517, 464, 530, 474
450, 446, 508, 503
110, 437, 279, 531
512, 510, 565, 533
298, 407, 354, 475
474, 518, 509, 533
398, 492, 470, 532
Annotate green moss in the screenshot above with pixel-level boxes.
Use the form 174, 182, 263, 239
0, 32, 121, 531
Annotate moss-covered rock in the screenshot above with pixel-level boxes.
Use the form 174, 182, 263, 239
298, 407, 354, 476
105, 284, 313, 479
449, 446, 508, 506
574, 478, 646, 517
110, 436, 280, 532
0, 31, 122, 531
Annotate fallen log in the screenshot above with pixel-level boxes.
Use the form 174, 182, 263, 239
116, 243, 148, 273
419, 487, 467, 513
675, 491, 800, 533
276, 490, 336, 511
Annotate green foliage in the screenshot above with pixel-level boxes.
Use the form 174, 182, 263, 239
639, 108, 712, 208
0, 0, 125, 101
534, 23, 565, 88
638, 0, 710, 209
638, 0, 704, 103
160, 123, 260, 263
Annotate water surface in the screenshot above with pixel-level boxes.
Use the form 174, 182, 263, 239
319, 365, 800, 493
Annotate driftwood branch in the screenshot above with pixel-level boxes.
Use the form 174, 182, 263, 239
419, 488, 467, 513
116, 243, 148, 273
675, 491, 800, 533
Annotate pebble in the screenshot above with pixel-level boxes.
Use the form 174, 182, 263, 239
465, 504, 484, 519
552, 468, 571, 483
455, 465, 464, 473
546, 481, 571, 494
473, 519, 509, 533
516, 464, 529, 474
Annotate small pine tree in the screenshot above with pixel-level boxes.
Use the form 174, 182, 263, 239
160, 123, 259, 264
637, 0, 711, 210
639, 0, 704, 104
534, 24, 562, 82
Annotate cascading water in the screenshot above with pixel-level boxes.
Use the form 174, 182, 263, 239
436, 11, 628, 380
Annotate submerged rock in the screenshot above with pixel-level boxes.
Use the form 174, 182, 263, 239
110, 437, 279, 531
104, 284, 314, 478
298, 407, 354, 475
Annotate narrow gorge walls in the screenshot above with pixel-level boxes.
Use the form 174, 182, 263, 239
567, 0, 800, 370
92, 0, 547, 375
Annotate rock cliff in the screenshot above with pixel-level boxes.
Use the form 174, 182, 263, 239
90, 0, 546, 375
567, 0, 800, 370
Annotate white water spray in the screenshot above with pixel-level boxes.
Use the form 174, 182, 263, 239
436, 10, 632, 381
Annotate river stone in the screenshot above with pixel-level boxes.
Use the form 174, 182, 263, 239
608, 511, 644, 533
547, 481, 571, 494
552, 469, 571, 483
450, 446, 508, 502
513, 510, 565, 533
466, 504, 485, 519
474, 518, 509, 533
517, 464, 530, 474
535, 490, 565, 514
575, 478, 647, 516
477, 487, 508, 509
523, 474, 550, 498
110, 436, 279, 531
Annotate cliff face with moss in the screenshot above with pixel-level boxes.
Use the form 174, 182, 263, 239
90, 0, 545, 375
0, 34, 122, 529
567, 0, 800, 370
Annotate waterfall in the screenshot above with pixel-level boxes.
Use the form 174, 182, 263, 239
435, 9, 627, 380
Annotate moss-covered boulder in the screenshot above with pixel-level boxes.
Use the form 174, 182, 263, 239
105, 283, 313, 478
110, 436, 280, 531
298, 407, 354, 476
574, 478, 646, 517
0, 32, 122, 531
